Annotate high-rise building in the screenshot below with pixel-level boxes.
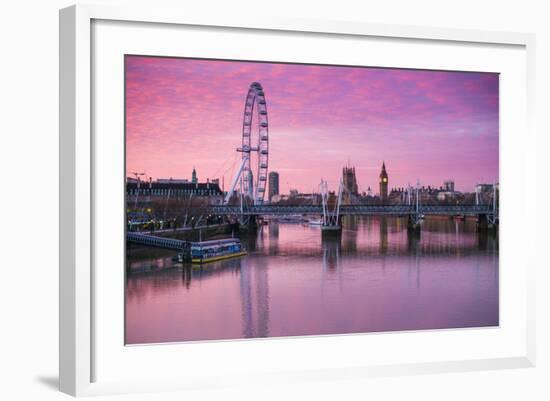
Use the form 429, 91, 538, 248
247, 169, 254, 198
379, 161, 388, 202
268, 171, 279, 202
342, 165, 358, 195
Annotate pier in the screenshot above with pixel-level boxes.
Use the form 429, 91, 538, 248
127, 232, 189, 251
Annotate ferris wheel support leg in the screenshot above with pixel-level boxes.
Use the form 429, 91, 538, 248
224, 156, 248, 204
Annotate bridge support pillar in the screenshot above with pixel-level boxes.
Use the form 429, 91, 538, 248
477, 214, 491, 232
407, 215, 421, 236
321, 225, 342, 238
239, 215, 258, 231
321, 216, 342, 236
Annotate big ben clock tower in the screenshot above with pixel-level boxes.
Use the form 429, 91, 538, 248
379, 161, 388, 202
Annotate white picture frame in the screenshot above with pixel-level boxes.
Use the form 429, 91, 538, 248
59, 4, 536, 397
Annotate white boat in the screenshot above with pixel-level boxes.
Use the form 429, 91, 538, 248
277, 215, 304, 223
308, 219, 323, 226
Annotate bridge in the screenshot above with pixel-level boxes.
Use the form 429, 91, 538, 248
208, 200, 498, 234
208, 204, 493, 216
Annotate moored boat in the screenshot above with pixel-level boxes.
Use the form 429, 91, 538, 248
189, 238, 247, 264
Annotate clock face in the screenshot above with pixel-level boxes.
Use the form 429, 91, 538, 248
382, 178, 387, 183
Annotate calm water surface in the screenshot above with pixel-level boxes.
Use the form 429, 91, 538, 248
125, 217, 498, 344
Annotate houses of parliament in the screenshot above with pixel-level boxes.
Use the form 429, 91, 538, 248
342, 161, 389, 203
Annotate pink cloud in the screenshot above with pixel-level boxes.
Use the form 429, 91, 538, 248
125, 56, 498, 193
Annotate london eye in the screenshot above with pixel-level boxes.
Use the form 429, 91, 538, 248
237, 82, 269, 204
224, 82, 270, 205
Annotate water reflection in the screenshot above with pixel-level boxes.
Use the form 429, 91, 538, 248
379, 216, 388, 254
126, 216, 499, 344
322, 235, 341, 271
237, 247, 270, 338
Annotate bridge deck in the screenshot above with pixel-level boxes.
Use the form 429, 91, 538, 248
208, 204, 494, 216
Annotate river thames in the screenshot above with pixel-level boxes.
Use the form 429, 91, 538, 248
125, 216, 498, 344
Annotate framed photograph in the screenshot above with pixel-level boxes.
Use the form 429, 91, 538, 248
60, 4, 536, 396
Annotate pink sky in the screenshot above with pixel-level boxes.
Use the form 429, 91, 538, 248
125, 55, 498, 194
